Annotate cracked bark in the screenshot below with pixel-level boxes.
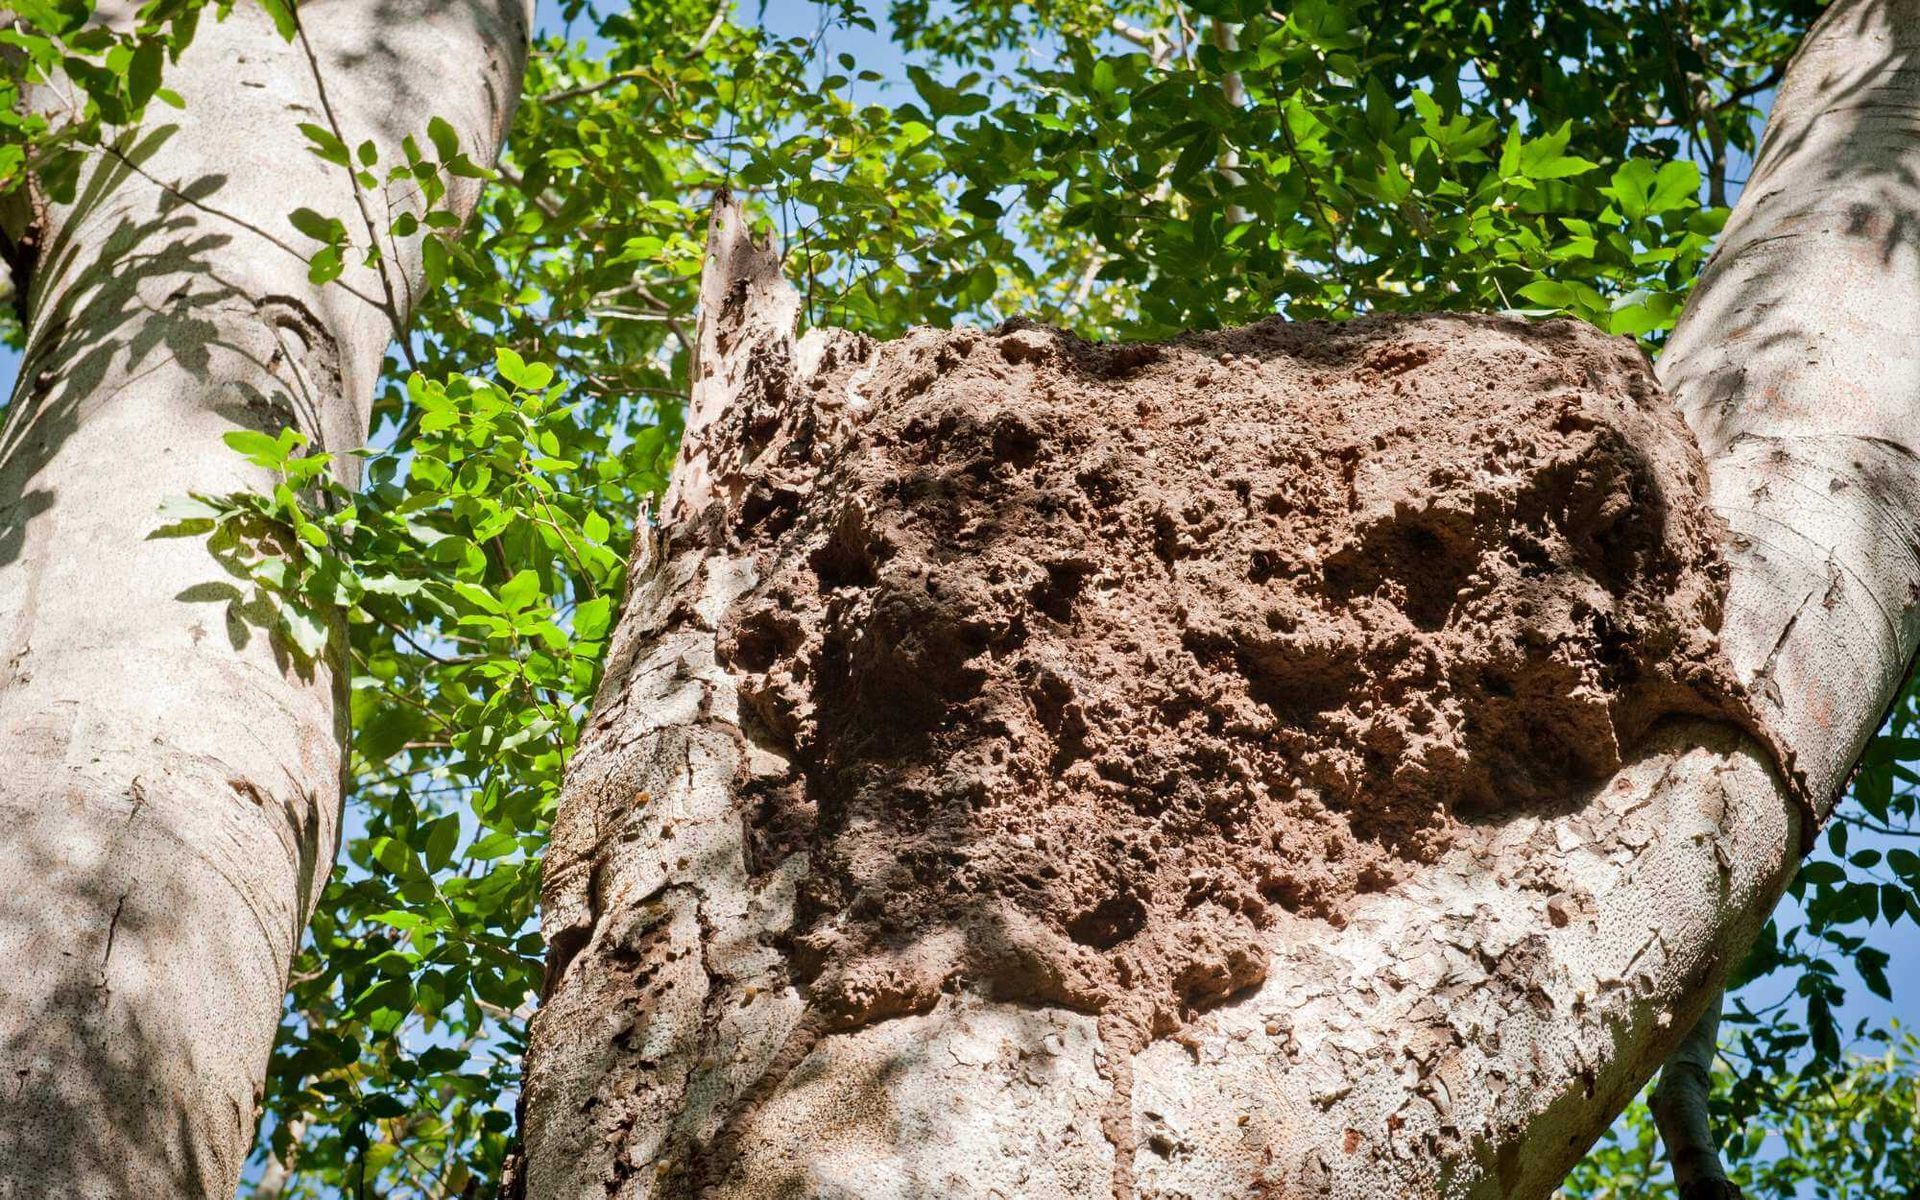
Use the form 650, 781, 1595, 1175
0, 4, 529, 1195
518, 0, 1920, 1195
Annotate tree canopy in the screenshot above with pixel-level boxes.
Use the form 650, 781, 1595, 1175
4, 1, 1917, 1196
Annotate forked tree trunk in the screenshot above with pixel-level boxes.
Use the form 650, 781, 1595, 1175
0, 4, 528, 1195
517, 1, 1920, 1196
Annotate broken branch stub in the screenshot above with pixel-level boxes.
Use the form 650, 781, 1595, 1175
667, 190, 806, 527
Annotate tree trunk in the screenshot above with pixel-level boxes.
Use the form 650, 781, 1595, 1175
516, 0, 1920, 1195
0, 4, 528, 1195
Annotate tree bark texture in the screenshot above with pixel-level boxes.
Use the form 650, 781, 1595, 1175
517, 1, 1920, 1196
0, 4, 528, 1195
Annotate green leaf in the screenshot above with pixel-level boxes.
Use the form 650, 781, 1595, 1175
424, 817, 459, 873
127, 38, 163, 108
297, 122, 350, 167
155, 494, 221, 524
307, 244, 345, 285
905, 65, 987, 118
469, 832, 517, 861
223, 429, 288, 467
500, 717, 556, 753
150, 493, 222, 538
1526, 153, 1598, 180
427, 115, 461, 162
1800, 860, 1846, 887
361, 575, 427, 597
498, 568, 541, 613
450, 582, 503, 615
1171, 127, 1220, 188
1603, 158, 1659, 221
256, 0, 298, 40
494, 346, 532, 389
1516, 279, 1575, 310
287, 206, 345, 244
281, 598, 330, 660
574, 595, 612, 641
1888, 848, 1920, 882
1647, 160, 1703, 215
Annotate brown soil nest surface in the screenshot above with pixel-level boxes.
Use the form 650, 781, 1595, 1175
713, 312, 1764, 1042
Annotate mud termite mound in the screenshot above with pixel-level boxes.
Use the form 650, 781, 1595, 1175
520, 201, 1799, 1200
711, 308, 1774, 1050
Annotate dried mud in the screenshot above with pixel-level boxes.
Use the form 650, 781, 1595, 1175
711, 312, 1766, 1046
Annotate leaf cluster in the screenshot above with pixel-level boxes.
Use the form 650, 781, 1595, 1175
169, 350, 653, 1197
1560, 1027, 1920, 1199
0, 0, 206, 203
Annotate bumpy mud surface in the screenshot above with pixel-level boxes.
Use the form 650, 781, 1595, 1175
715, 313, 1761, 1043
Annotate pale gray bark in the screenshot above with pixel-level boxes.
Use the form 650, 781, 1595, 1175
518, 0, 1920, 1195
1650, 991, 1738, 1198
0, 3, 528, 1195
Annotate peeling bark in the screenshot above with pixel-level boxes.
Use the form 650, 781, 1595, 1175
519, 0, 1920, 1195
0, 5, 529, 1195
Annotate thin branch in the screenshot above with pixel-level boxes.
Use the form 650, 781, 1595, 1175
1716, 62, 1785, 111
292, 19, 419, 370
693, 0, 729, 52
1209, 20, 1249, 226
538, 70, 645, 107
1838, 811, 1920, 839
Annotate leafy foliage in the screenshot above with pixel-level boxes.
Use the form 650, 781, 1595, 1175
168, 353, 650, 1195
0, 0, 205, 199
1560, 1028, 1920, 1199
0, 0, 215, 345
7, 1, 1920, 1198
1710, 704, 1920, 1168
